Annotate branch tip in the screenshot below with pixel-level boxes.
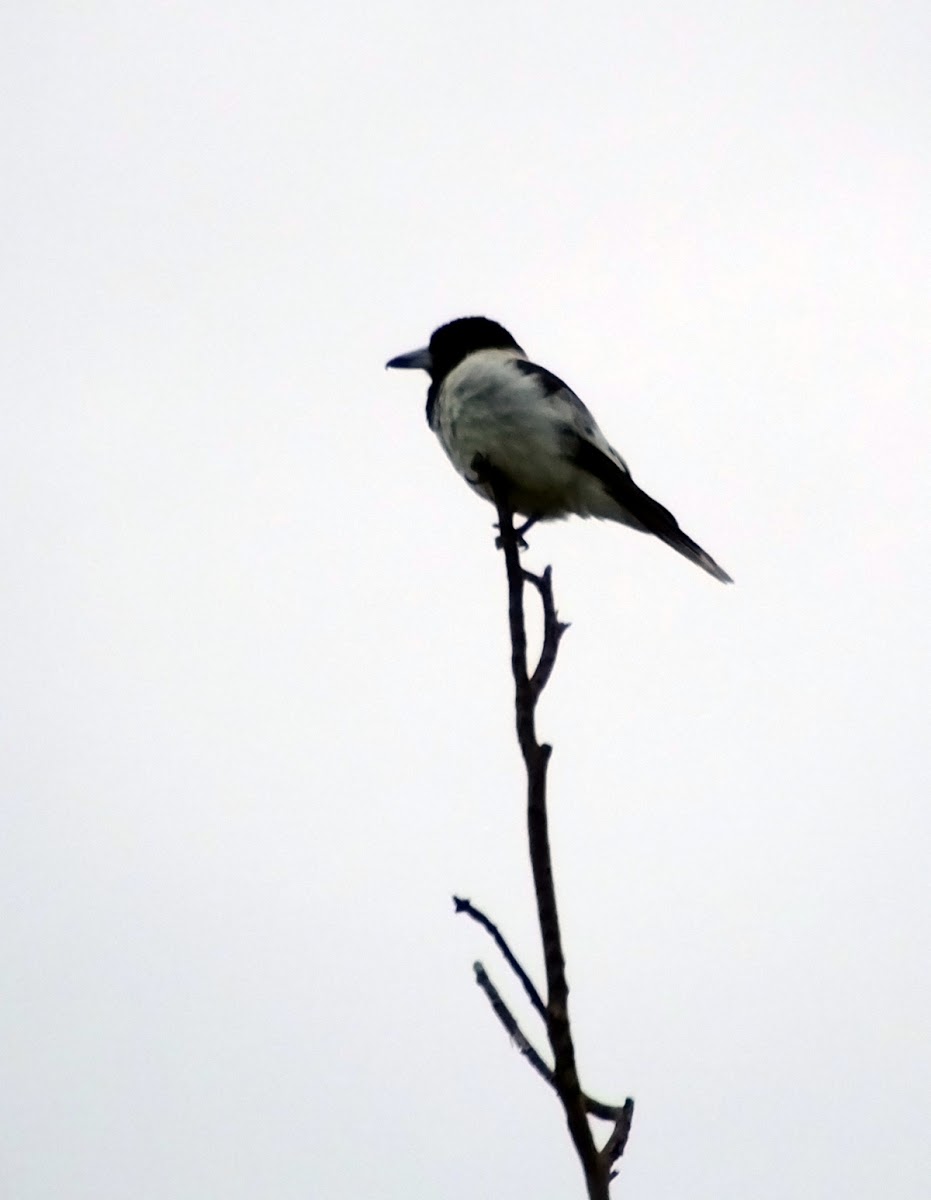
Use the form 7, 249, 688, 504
453, 895, 547, 1021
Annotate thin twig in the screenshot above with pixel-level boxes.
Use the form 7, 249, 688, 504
601, 1097, 636, 1173
471, 962, 631, 1124
453, 896, 546, 1021
522, 566, 570, 698
472, 963, 554, 1086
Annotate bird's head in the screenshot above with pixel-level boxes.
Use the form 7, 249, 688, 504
386, 317, 523, 383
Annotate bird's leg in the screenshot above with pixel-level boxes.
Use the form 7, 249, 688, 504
495, 526, 527, 551
494, 514, 540, 551
514, 514, 541, 541
471, 454, 539, 551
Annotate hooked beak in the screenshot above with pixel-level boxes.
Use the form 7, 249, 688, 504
385, 345, 432, 372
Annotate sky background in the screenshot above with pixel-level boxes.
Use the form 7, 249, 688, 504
2, 3, 929, 1198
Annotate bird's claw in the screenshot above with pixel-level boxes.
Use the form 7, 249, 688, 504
494, 526, 529, 551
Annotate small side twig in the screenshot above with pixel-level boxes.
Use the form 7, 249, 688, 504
602, 1098, 636, 1176
522, 567, 569, 699
471, 960, 634, 1125
453, 896, 546, 1021
472, 962, 554, 1088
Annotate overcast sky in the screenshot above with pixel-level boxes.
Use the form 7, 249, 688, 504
2, 3, 929, 1198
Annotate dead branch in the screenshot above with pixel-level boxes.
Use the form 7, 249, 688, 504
456, 458, 634, 1197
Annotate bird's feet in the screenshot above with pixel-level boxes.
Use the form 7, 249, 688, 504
471, 454, 541, 551
494, 513, 541, 551
495, 526, 529, 551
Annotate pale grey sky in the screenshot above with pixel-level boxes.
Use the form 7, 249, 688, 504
1, 3, 929, 1198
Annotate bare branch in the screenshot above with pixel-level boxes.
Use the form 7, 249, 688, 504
602, 1097, 636, 1173
453, 896, 546, 1022
487, 474, 606, 1200
471, 962, 632, 1125
522, 566, 570, 699
458, 455, 635, 1195
472, 962, 554, 1088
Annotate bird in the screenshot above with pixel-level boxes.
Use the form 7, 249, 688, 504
386, 316, 732, 583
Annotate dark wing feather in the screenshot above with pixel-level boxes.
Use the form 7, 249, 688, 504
568, 435, 733, 583
514, 360, 598, 423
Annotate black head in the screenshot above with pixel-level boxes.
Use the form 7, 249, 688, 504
427, 317, 522, 381
387, 316, 523, 385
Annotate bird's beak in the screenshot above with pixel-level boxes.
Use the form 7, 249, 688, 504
386, 345, 432, 372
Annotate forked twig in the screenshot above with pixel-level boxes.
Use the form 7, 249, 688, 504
455, 457, 634, 1195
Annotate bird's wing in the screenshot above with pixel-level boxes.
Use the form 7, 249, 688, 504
514, 359, 699, 542
567, 434, 733, 583
465, 354, 732, 582
567, 434, 682, 538
512, 360, 630, 472
518, 359, 734, 583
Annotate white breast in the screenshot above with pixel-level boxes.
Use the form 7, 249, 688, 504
431, 349, 628, 521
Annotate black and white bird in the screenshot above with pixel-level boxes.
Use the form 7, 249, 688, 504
387, 316, 732, 583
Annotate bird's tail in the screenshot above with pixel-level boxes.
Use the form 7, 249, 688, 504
653, 527, 733, 584
570, 438, 733, 583
604, 471, 734, 583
